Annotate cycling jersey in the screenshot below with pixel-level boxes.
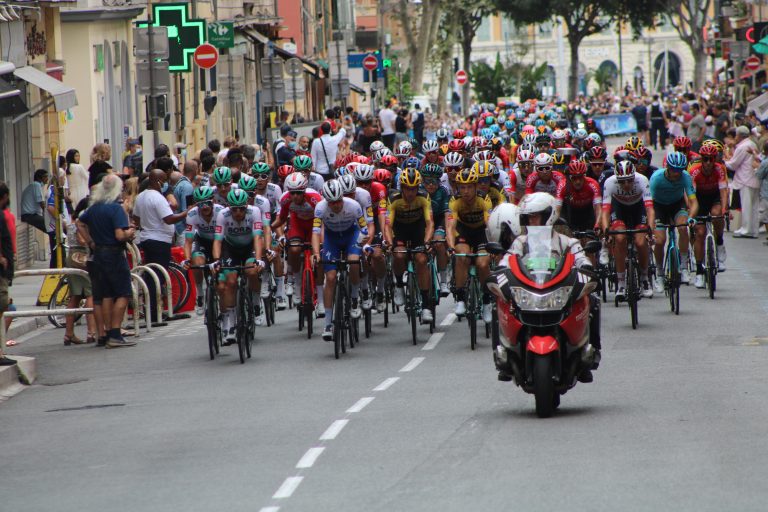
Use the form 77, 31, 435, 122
278, 190, 323, 223
369, 182, 388, 216
352, 187, 374, 225
427, 187, 451, 223
213, 183, 239, 205
257, 182, 283, 215
598, 169, 614, 190
481, 187, 506, 208
313, 197, 367, 234
214, 205, 264, 247
448, 196, 490, 229
306, 172, 325, 193
601, 174, 652, 210
566, 177, 602, 209
690, 163, 727, 194
649, 168, 696, 205
387, 193, 432, 224
525, 171, 567, 206
185, 204, 225, 240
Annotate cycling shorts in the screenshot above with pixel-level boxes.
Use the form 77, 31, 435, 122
653, 198, 687, 228
219, 242, 255, 280
610, 199, 648, 231
321, 225, 362, 271
191, 237, 213, 260
567, 206, 596, 232
433, 212, 446, 233
286, 217, 314, 242
393, 218, 426, 249
697, 191, 721, 217
456, 222, 488, 251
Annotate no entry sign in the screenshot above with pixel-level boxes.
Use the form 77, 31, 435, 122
363, 53, 378, 71
455, 69, 468, 85
194, 43, 219, 69
745, 55, 761, 72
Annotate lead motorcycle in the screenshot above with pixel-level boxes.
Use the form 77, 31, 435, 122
485, 226, 601, 418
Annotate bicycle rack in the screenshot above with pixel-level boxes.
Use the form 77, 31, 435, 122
129, 274, 151, 334
131, 265, 165, 327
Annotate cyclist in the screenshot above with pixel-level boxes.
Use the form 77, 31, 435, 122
632, 147, 657, 179
447, 168, 492, 322
252, 162, 287, 307
525, 153, 566, 214
213, 189, 265, 342
338, 174, 375, 310
442, 152, 465, 194
586, 146, 608, 184
510, 148, 535, 204
625, 135, 644, 152
650, 151, 698, 291
421, 163, 451, 296
239, 175, 277, 315
374, 168, 393, 191
672, 136, 700, 168
354, 164, 389, 312
313, 180, 370, 341
276, 164, 294, 189
271, 172, 325, 318
184, 186, 225, 315
690, 144, 729, 283
212, 166, 236, 205
385, 168, 435, 323
563, 160, 601, 239
293, 155, 325, 192
601, 160, 655, 300
475, 161, 506, 208
422, 140, 443, 166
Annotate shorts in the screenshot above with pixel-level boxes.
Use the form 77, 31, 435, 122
653, 198, 688, 228
191, 237, 214, 260
286, 218, 313, 241
697, 192, 721, 217
609, 200, 648, 231
730, 189, 741, 210
567, 206, 596, 232
759, 198, 768, 224
0, 276, 9, 313
219, 242, 256, 281
68, 273, 92, 298
393, 219, 426, 248
321, 225, 362, 271
433, 213, 446, 235
91, 249, 132, 303
455, 222, 488, 251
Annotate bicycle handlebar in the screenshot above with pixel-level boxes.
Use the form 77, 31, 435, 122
655, 223, 690, 229
605, 228, 650, 235
694, 215, 725, 222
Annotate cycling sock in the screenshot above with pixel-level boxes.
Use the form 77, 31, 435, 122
456, 289, 466, 302
316, 285, 323, 300
421, 289, 430, 308
325, 307, 333, 328
681, 252, 689, 265
351, 283, 359, 299
696, 262, 704, 274
617, 272, 626, 287
439, 269, 448, 283
360, 277, 369, 291
276, 277, 285, 297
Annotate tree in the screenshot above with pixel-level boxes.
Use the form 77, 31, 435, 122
434, 10, 460, 115
471, 55, 511, 104
457, 0, 495, 114
394, 0, 443, 95
663, 0, 711, 88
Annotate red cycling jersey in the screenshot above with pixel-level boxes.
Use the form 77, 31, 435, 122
368, 181, 388, 216
566, 177, 602, 209
525, 170, 567, 205
278, 190, 323, 240
689, 162, 727, 195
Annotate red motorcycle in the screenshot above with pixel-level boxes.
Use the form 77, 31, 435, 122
486, 227, 601, 417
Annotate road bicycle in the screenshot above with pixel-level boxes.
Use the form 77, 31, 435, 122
452, 251, 488, 351
191, 264, 221, 360
606, 228, 649, 329
694, 214, 724, 300
395, 244, 431, 345
220, 264, 256, 364
292, 242, 316, 339
657, 222, 689, 315
321, 253, 360, 359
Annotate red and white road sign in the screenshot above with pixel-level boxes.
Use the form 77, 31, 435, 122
194, 43, 219, 69
455, 69, 468, 85
746, 55, 761, 71
363, 53, 378, 71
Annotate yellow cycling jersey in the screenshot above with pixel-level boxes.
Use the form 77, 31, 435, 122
448, 195, 490, 229
481, 187, 506, 209
387, 193, 432, 224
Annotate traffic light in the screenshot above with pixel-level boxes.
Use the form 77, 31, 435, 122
204, 96, 217, 115
736, 22, 768, 43
383, 59, 391, 68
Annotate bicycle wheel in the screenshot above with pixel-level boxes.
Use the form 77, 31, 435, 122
47, 278, 79, 328
407, 272, 418, 345
168, 262, 190, 313
383, 273, 391, 327
668, 249, 680, 315
302, 267, 314, 339
245, 291, 255, 358
468, 275, 478, 350
706, 236, 717, 299
599, 266, 607, 303
364, 302, 372, 338
236, 285, 248, 364
205, 286, 219, 360
627, 256, 639, 330
333, 277, 345, 359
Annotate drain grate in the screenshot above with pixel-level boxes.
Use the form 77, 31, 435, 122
46, 403, 126, 412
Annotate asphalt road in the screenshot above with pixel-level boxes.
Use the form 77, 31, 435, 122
4, 141, 768, 511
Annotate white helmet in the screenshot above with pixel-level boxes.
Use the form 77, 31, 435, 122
322, 180, 344, 201
533, 152, 553, 168
474, 150, 495, 162
422, 139, 439, 153
284, 172, 308, 192
444, 152, 464, 168
517, 149, 534, 163
369, 140, 385, 153
551, 129, 566, 141
395, 141, 412, 157
523, 134, 537, 145
519, 192, 558, 226
338, 174, 357, 194
373, 147, 392, 161
486, 203, 522, 250
353, 164, 375, 182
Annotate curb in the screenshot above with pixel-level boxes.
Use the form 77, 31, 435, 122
0, 356, 36, 403
7, 316, 50, 342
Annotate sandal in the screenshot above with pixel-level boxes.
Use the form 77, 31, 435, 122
86, 333, 97, 344
121, 329, 136, 337
5, 339, 18, 347
64, 334, 86, 346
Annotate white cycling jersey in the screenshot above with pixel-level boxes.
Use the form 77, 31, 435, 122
214, 205, 264, 247
312, 197, 366, 234
257, 182, 282, 214
185, 204, 225, 240
213, 183, 239, 205
251, 194, 273, 227
306, 172, 325, 193
601, 174, 652, 207
352, 187, 374, 224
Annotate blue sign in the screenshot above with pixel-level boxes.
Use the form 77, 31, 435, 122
594, 113, 638, 136
348, 52, 383, 82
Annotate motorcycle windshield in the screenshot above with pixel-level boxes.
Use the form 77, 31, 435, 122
521, 226, 557, 285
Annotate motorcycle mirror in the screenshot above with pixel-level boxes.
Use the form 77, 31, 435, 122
584, 240, 601, 254
485, 242, 505, 255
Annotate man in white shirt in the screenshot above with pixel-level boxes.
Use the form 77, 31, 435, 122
310, 121, 347, 179
379, 105, 397, 150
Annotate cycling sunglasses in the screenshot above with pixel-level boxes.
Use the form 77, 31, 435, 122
478, 177, 492, 184
701, 156, 715, 162
255, 174, 270, 180
637, 159, 650, 166
423, 178, 440, 185
537, 166, 553, 172
230, 206, 247, 212
289, 190, 306, 196
197, 200, 213, 208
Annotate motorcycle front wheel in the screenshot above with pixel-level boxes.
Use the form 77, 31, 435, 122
533, 355, 555, 418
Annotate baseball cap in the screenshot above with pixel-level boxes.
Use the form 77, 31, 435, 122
280, 124, 293, 136
736, 125, 750, 137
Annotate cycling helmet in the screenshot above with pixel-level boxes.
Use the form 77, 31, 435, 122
404, 156, 421, 169
625, 136, 643, 151
490, 124, 501, 134
277, 164, 295, 180
484, 116, 495, 126
422, 139, 440, 153
505, 120, 516, 130
533, 152, 554, 168
518, 142, 535, 153
588, 146, 607, 162
455, 168, 479, 184
587, 132, 602, 144
666, 151, 688, 170
469, 136, 484, 151
702, 139, 724, 153
322, 180, 344, 202
436, 128, 450, 141
632, 146, 652, 163
582, 137, 596, 151
251, 162, 271, 176
535, 134, 551, 145
448, 139, 466, 152
399, 167, 422, 188
334, 165, 352, 177
497, 114, 507, 124
490, 137, 503, 151
369, 140, 385, 153
516, 149, 535, 162
519, 192, 557, 226
213, 166, 232, 185
409, 138, 420, 148
551, 129, 566, 141
284, 172, 309, 192
673, 136, 692, 151
353, 164, 375, 182
486, 202, 522, 250
227, 188, 249, 207
699, 144, 719, 158
238, 174, 258, 191
523, 134, 537, 145
613, 149, 633, 164
421, 163, 443, 179
374, 168, 392, 183
552, 152, 567, 167
338, 174, 358, 194
567, 160, 588, 176
193, 186, 215, 202
380, 154, 399, 168
293, 155, 313, 170
373, 148, 393, 162
481, 128, 494, 140
574, 128, 588, 140
471, 161, 493, 178
353, 155, 372, 165
474, 150, 495, 162
395, 141, 412, 157
615, 160, 636, 181
452, 129, 466, 139
444, 151, 465, 168
522, 124, 536, 135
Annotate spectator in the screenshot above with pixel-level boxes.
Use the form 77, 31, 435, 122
62, 199, 97, 345
411, 103, 425, 148
714, 103, 731, 142
297, 136, 311, 156
77, 174, 137, 348
207, 139, 221, 161
90, 142, 111, 165
755, 140, 768, 243
726, 125, 759, 238
45, 176, 71, 268
379, 103, 397, 149
122, 177, 139, 217
122, 139, 143, 177
649, 94, 667, 150
132, 169, 190, 322
631, 99, 649, 144
395, 108, 409, 145
88, 160, 113, 189
20, 169, 48, 233
0, 181, 15, 365
217, 136, 237, 166
272, 124, 293, 165
172, 162, 197, 243
276, 129, 298, 167
66, 149, 90, 206
687, 103, 706, 152
310, 121, 347, 179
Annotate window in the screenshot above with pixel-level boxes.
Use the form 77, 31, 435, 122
476, 16, 492, 42
538, 21, 553, 38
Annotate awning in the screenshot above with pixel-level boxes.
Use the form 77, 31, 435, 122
0, 78, 28, 118
13, 65, 77, 111
350, 83, 366, 95
240, 28, 325, 78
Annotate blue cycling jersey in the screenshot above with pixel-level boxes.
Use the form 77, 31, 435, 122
649, 168, 696, 205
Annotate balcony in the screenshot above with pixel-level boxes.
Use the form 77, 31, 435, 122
218, 0, 279, 25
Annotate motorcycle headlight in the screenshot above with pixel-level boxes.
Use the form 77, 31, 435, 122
511, 286, 572, 311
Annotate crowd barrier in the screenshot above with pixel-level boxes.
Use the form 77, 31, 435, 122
593, 113, 638, 136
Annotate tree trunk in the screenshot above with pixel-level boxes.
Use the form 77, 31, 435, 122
693, 47, 707, 90
410, 0, 442, 95
568, 35, 582, 101
461, 35, 472, 115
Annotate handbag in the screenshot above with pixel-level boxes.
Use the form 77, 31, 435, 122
66, 246, 88, 270
319, 137, 335, 175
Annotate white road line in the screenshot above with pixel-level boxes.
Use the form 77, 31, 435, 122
319, 419, 349, 440
373, 377, 400, 391
422, 332, 444, 351
399, 357, 425, 372
440, 313, 456, 326
296, 447, 325, 469
259, 507, 280, 512
346, 396, 375, 413
273, 476, 303, 499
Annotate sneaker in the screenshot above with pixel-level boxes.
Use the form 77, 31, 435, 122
455, 301, 466, 316
694, 274, 706, 289
361, 292, 373, 311
106, 337, 137, 349
0, 356, 17, 366
439, 281, 450, 297
195, 296, 204, 316
322, 326, 333, 342
717, 245, 727, 272
316, 303, 326, 318
260, 286, 271, 298
577, 368, 594, 383
599, 247, 609, 266
255, 314, 265, 326
680, 268, 690, 285
223, 327, 237, 345
482, 303, 493, 323
641, 281, 653, 298
350, 299, 361, 319
393, 287, 405, 306
376, 293, 386, 313
615, 287, 626, 301
285, 281, 294, 297
276, 296, 288, 311
421, 308, 433, 324
654, 278, 665, 294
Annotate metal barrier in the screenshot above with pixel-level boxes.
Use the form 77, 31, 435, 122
144, 263, 173, 322
128, 274, 150, 334
131, 265, 164, 325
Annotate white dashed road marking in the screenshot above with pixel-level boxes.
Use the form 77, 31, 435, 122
319, 419, 349, 440
273, 476, 303, 499
399, 357, 425, 372
422, 332, 444, 351
373, 377, 400, 391
440, 313, 456, 326
296, 447, 325, 469
346, 396, 375, 413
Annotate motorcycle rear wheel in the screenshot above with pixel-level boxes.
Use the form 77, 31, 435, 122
533, 355, 555, 418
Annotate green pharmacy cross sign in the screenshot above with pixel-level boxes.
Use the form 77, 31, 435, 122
137, 3, 206, 73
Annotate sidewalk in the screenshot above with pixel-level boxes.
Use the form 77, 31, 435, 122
5, 259, 62, 343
